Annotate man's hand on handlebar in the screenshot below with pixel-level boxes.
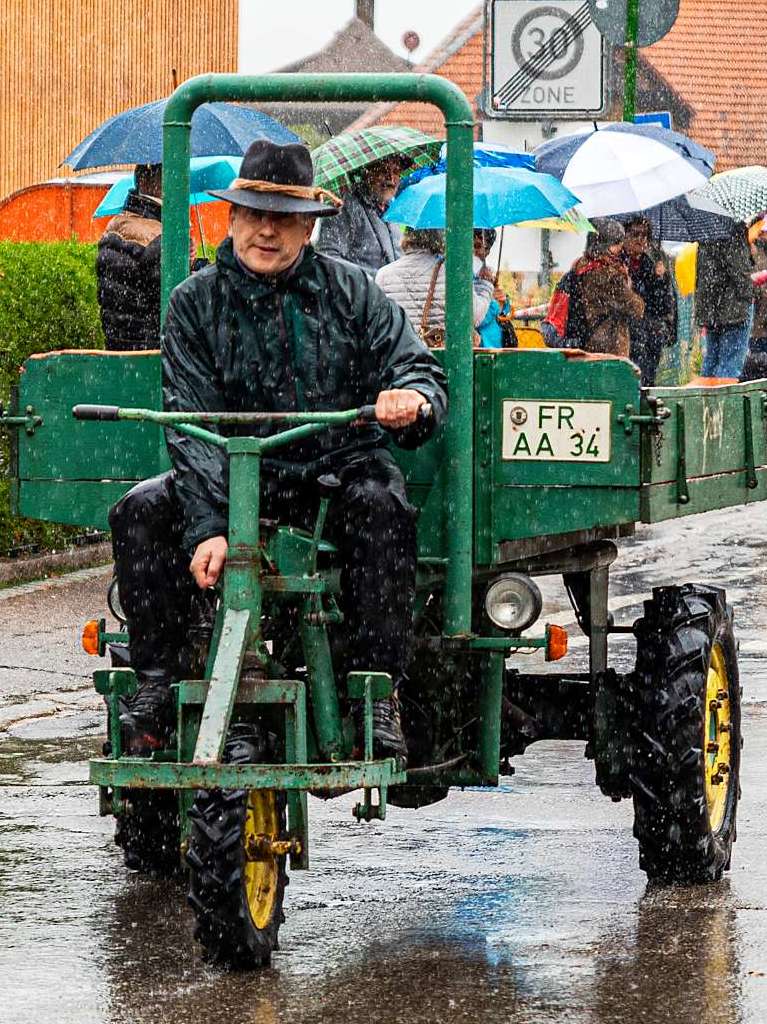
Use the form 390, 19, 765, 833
375, 389, 427, 430
190, 536, 228, 589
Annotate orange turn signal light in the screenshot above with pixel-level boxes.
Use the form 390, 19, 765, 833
545, 624, 568, 662
82, 619, 101, 656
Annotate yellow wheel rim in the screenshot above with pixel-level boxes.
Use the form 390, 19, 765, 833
704, 643, 733, 834
242, 790, 280, 931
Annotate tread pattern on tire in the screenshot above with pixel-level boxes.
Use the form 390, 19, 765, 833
630, 584, 741, 885
186, 724, 287, 968
115, 791, 181, 876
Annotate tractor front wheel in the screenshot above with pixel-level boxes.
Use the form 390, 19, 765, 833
630, 584, 741, 884
186, 724, 287, 968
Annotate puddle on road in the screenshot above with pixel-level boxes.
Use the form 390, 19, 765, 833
3, 723, 767, 1024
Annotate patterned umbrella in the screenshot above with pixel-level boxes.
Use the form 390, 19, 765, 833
700, 166, 767, 223
312, 127, 442, 194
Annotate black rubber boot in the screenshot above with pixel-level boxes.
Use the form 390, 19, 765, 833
119, 670, 175, 755
355, 693, 408, 767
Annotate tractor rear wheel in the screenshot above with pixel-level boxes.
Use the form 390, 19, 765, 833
630, 584, 741, 884
115, 792, 181, 875
186, 724, 287, 968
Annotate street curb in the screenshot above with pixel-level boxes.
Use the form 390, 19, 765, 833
0, 541, 112, 589
0, 563, 113, 601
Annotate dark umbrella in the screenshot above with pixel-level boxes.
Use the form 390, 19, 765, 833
616, 191, 736, 242
63, 99, 299, 170
536, 122, 716, 181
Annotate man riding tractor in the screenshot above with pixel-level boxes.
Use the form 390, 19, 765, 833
109, 139, 448, 767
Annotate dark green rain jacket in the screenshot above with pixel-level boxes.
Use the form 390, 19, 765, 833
162, 237, 448, 550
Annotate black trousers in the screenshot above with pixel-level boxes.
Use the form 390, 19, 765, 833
109, 455, 417, 686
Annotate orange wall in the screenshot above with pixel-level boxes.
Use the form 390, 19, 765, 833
0, 182, 231, 247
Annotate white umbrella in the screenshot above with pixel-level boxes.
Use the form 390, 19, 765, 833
554, 132, 709, 218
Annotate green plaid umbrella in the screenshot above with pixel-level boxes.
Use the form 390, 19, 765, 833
700, 166, 767, 222
312, 127, 442, 194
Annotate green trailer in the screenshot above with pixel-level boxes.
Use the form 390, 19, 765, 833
1, 73, 758, 968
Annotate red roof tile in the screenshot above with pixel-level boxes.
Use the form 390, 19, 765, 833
641, 0, 767, 170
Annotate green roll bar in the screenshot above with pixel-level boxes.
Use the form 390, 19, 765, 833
161, 73, 475, 637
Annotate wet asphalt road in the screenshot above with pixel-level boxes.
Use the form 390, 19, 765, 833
2, 507, 767, 1024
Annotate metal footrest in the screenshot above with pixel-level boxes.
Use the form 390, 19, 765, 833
89, 757, 406, 794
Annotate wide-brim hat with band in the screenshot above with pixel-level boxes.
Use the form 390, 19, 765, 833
209, 139, 341, 217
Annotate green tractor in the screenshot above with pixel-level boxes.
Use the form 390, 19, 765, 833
1, 73, 752, 968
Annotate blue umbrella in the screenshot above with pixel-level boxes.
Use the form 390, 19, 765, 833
93, 155, 242, 218
402, 142, 534, 190
64, 99, 298, 170
439, 141, 535, 171
384, 165, 579, 229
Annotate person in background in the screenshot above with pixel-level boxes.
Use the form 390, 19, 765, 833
740, 219, 767, 381
375, 227, 493, 346
540, 269, 587, 348
473, 228, 515, 348
97, 163, 203, 350
696, 221, 755, 379
622, 215, 676, 385
571, 218, 644, 357
316, 154, 408, 277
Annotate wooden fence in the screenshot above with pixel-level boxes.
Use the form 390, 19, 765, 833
0, 0, 238, 200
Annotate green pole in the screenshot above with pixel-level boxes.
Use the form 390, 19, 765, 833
623, 0, 640, 121
162, 73, 476, 637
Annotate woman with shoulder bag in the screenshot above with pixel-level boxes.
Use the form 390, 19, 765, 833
375, 228, 494, 347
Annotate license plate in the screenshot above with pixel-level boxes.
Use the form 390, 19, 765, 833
501, 400, 611, 462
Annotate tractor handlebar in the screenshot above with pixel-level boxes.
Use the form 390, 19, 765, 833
72, 403, 429, 427
73, 405, 120, 421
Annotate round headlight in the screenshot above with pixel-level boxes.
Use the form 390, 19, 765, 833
107, 575, 127, 624
484, 573, 543, 632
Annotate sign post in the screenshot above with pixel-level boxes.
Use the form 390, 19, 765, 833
623, 0, 639, 120
588, 0, 680, 120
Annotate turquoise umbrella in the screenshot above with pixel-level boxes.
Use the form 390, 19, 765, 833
92, 155, 242, 218
383, 165, 580, 229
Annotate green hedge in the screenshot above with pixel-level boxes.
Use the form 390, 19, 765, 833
0, 241, 105, 553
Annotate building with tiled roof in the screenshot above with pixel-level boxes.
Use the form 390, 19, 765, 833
258, 16, 411, 144
640, 0, 767, 169
349, 1, 767, 171
350, 7, 484, 137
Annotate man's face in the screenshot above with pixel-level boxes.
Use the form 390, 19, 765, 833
624, 224, 649, 257
363, 157, 406, 206
229, 206, 314, 275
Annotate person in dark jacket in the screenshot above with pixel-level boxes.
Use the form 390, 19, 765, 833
315, 155, 406, 276
623, 216, 676, 386
740, 227, 767, 381
97, 163, 204, 350
696, 221, 755, 379
96, 163, 164, 349
110, 140, 447, 766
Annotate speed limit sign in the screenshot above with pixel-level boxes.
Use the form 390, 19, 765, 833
486, 0, 607, 119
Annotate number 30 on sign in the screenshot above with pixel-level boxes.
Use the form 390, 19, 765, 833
501, 400, 611, 462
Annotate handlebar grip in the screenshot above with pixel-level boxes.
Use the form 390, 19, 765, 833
417, 403, 433, 422
357, 405, 378, 422
72, 405, 120, 421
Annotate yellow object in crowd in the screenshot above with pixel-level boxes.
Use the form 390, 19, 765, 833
675, 242, 698, 297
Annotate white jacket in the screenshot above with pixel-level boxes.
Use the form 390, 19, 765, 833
375, 250, 493, 332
